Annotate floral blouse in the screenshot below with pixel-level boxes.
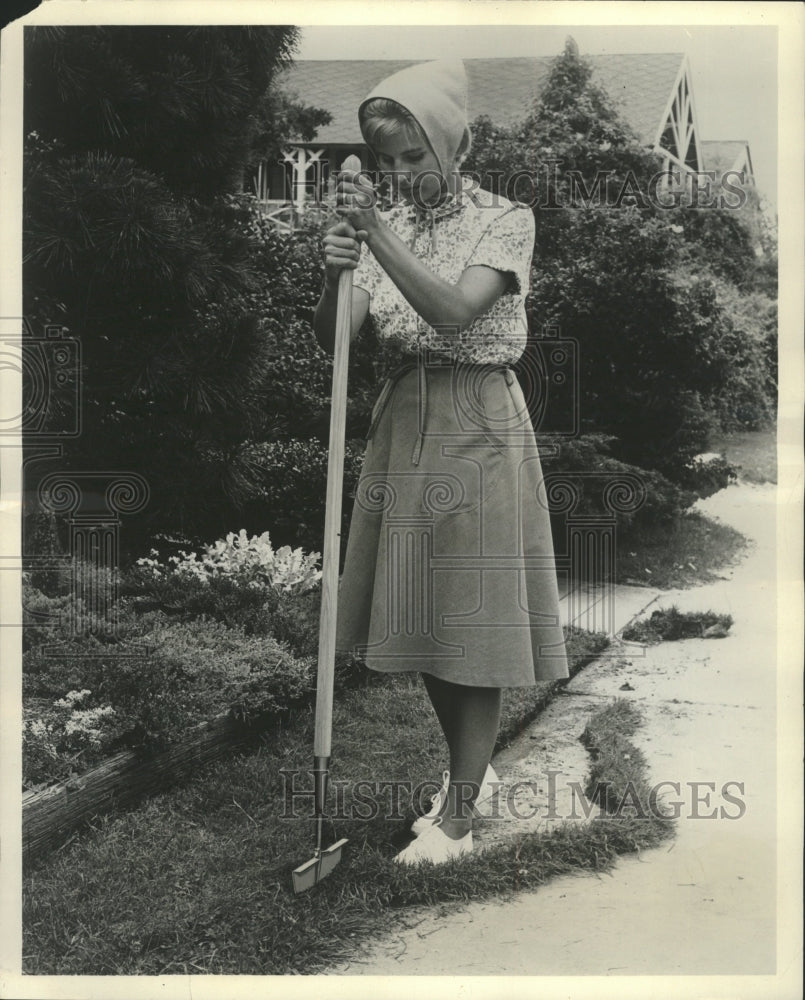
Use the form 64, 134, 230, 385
353, 182, 535, 366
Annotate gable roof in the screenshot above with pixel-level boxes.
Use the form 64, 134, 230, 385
588, 53, 685, 147
700, 139, 754, 178
278, 53, 686, 148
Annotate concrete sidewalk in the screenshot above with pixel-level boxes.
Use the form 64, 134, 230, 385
333, 481, 779, 976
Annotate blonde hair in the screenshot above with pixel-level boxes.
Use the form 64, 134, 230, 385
360, 98, 424, 151
360, 97, 471, 170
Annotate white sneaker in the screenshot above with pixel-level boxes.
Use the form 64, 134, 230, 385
411, 764, 501, 837
410, 769, 450, 837
394, 817, 473, 866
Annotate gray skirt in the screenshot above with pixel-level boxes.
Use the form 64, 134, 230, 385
335, 357, 569, 687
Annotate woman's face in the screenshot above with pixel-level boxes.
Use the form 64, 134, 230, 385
372, 127, 446, 206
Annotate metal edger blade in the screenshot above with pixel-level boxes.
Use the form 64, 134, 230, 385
292, 837, 349, 894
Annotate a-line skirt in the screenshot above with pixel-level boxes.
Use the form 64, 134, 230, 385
335, 358, 570, 688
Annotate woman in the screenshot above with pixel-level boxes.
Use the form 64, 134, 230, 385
313, 59, 569, 866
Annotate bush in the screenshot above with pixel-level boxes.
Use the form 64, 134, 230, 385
21, 505, 70, 595
215, 197, 384, 440
23, 689, 125, 790
241, 437, 367, 555
118, 528, 323, 644
119, 564, 321, 659
121, 562, 362, 680
22, 579, 80, 652
23, 614, 314, 775
539, 434, 697, 529
134, 529, 322, 594
21, 551, 354, 789
527, 215, 749, 480
708, 284, 777, 432
674, 453, 737, 499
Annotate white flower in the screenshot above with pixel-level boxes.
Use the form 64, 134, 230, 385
55, 689, 92, 708
63, 706, 116, 744
25, 718, 50, 738
135, 529, 321, 594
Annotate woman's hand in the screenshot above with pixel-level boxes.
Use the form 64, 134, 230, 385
322, 220, 363, 289
315, 218, 371, 351
336, 170, 380, 235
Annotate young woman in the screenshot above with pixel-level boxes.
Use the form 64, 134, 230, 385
313, 59, 569, 865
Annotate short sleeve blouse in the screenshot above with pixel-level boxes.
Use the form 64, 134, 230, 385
353, 185, 535, 366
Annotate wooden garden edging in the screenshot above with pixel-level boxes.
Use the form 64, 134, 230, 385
23, 635, 609, 868
22, 711, 273, 866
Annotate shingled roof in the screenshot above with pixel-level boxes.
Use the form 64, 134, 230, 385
278, 53, 685, 148
700, 139, 754, 177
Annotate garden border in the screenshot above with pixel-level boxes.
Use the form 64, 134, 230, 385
22, 635, 608, 867
22, 710, 273, 865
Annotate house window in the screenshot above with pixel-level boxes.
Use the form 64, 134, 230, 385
658, 70, 699, 174
660, 122, 678, 159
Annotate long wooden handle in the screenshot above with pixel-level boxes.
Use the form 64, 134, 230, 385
314, 154, 362, 759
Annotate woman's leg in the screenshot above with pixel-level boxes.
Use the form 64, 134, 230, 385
422, 673, 502, 840
421, 671, 459, 748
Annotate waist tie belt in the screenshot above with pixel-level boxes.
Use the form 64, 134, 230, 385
365, 356, 516, 467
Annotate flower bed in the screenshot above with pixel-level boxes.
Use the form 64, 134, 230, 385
22, 526, 610, 866
22, 530, 327, 791
135, 529, 322, 593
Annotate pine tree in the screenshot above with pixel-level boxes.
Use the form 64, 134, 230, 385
23, 26, 330, 553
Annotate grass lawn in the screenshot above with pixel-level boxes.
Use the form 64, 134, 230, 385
616, 511, 747, 590
709, 426, 777, 484
21, 629, 679, 977
615, 426, 776, 589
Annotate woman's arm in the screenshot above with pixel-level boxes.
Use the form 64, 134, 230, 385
366, 223, 509, 332
338, 173, 510, 333
313, 220, 370, 354
313, 279, 370, 355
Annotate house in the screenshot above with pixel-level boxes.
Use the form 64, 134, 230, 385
256, 41, 753, 229
699, 139, 756, 187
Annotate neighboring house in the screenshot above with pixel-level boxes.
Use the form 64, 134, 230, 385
255, 40, 753, 229
699, 139, 756, 186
